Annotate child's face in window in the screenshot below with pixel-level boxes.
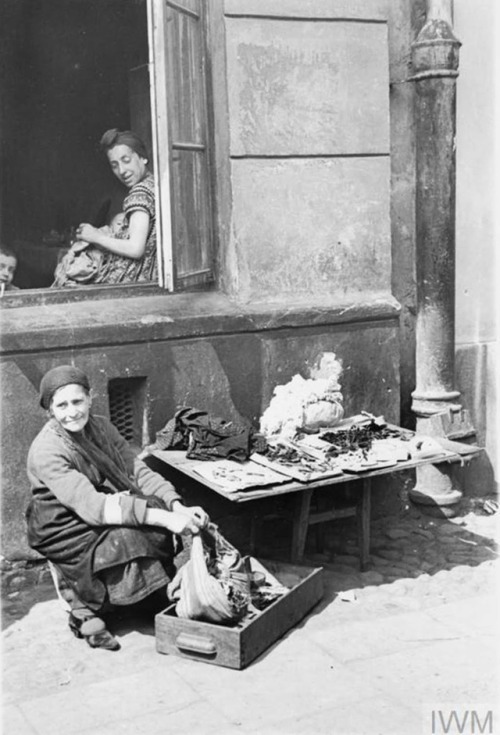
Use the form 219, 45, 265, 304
0, 254, 17, 285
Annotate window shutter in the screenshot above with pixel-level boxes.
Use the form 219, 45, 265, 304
164, 0, 214, 289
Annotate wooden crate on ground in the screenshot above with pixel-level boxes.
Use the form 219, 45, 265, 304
155, 560, 323, 669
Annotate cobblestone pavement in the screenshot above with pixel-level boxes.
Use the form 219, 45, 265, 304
303, 500, 499, 624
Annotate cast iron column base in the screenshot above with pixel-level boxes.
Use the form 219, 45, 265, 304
409, 404, 475, 516
409, 462, 462, 517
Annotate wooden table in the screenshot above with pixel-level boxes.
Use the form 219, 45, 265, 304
151, 435, 481, 570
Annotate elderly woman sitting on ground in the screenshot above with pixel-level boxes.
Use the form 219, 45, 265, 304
26, 365, 209, 651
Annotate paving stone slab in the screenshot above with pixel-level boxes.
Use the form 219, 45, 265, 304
243, 696, 421, 735
17, 666, 200, 735
68, 700, 240, 735
412, 528, 435, 540
424, 595, 499, 639
304, 608, 467, 663
170, 634, 383, 728
375, 549, 403, 561
2, 705, 38, 735
446, 552, 477, 564
437, 523, 470, 535
359, 570, 385, 585
347, 634, 498, 705
385, 528, 411, 540
378, 564, 414, 578
368, 554, 392, 566
332, 554, 360, 566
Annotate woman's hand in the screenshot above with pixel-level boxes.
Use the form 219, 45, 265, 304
74, 211, 149, 260
167, 511, 202, 536
171, 502, 210, 531
76, 223, 101, 245
144, 507, 207, 536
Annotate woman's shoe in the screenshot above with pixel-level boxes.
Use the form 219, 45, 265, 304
69, 612, 120, 651
86, 629, 121, 651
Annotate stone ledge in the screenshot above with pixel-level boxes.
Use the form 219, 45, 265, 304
0, 291, 400, 355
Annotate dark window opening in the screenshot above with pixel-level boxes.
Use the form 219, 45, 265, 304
1, 0, 151, 290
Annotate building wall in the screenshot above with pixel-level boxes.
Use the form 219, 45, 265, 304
1, 295, 400, 559
221, 0, 392, 303
454, 0, 498, 493
0, 0, 415, 560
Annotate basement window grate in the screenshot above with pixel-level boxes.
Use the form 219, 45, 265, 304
108, 377, 148, 447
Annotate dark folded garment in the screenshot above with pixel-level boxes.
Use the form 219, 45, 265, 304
148, 406, 265, 463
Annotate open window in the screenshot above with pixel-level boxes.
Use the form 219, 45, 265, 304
0, 0, 215, 295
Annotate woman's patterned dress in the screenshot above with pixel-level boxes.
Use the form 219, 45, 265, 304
95, 172, 157, 284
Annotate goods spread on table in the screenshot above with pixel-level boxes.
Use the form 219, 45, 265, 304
145, 408, 455, 493
144, 359, 456, 493
197, 418, 453, 490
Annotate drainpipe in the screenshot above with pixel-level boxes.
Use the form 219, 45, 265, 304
409, 0, 475, 515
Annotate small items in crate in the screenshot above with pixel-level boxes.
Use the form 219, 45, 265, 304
168, 525, 288, 626
249, 577, 288, 612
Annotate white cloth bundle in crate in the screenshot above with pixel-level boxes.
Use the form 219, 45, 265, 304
169, 524, 250, 625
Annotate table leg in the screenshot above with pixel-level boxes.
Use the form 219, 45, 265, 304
358, 478, 371, 571
291, 488, 314, 562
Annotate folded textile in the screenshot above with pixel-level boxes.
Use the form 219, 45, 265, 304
146, 406, 266, 462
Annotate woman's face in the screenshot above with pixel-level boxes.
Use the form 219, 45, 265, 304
107, 144, 147, 189
50, 384, 91, 433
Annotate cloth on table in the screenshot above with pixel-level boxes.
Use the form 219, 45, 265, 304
145, 406, 267, 463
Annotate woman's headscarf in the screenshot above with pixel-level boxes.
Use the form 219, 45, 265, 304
100, 128, 148, 160
39, 365, 90, 409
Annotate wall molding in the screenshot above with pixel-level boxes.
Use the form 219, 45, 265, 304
0, 292, 401, 356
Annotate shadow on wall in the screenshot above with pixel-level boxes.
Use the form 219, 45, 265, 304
212, 335, 264, 427
453, 458, 498, 498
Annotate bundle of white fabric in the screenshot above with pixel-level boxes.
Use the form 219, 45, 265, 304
169, 524, 249, 625
260, 355, 344, 438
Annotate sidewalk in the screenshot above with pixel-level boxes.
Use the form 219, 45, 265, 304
2, 503, 499, 735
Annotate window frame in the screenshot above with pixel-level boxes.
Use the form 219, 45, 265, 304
148, 0, 173, 291
0, 0, 217, 305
